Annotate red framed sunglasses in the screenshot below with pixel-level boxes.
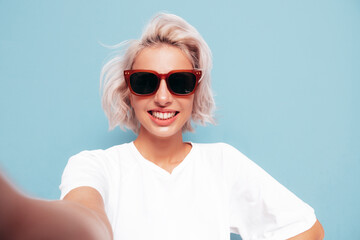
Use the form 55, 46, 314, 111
124, 69, 202, 96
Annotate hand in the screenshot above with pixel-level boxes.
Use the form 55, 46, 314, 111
0, 171, 112, 240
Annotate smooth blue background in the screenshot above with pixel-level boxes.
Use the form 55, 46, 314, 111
0, 0, 359, 239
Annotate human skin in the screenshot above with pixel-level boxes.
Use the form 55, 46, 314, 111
289, 220, 324, 239
0, 43, 324, 239
130, 44, 195, 173
0, 170, 324, 240
127, 44, 325, 239
0, 173, 111, 240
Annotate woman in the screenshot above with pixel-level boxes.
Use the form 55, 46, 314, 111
60, 13, 324, 239
0, 13, 324, 240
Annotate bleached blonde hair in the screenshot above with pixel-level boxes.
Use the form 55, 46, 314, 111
101, 13, 215, 133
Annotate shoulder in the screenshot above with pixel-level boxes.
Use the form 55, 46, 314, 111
191, 142, 253, 177
64, 143, 135, 173
192, 142, 272, 181
193, 142, 249, 163
193, 142, 237, 152
60, 143, 133, 199
70, 143, 130, 162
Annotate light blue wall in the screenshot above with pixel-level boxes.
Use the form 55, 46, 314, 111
0, 1, 359, 239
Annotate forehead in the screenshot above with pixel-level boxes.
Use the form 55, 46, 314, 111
132, 45, 193, 73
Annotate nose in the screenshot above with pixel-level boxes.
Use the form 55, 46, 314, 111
154, 78, 173, 106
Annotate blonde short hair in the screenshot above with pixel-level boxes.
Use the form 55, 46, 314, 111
101, 13, 215, 133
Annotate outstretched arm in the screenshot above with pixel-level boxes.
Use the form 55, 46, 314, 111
0, 172, 112, 240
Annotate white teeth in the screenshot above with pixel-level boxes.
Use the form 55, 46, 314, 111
151, 111, 176, 120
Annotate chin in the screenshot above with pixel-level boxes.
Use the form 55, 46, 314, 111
154, 128, 181, 138
142, 125, 183, 139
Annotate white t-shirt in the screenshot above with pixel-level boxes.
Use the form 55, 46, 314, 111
59, 142, 316, 240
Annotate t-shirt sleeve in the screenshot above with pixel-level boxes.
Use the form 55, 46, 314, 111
59, 150, 109, 201
224, 144, 317, 240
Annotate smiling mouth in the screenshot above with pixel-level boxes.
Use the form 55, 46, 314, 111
148, 111, 179, 120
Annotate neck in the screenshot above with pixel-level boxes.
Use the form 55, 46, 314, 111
133, 127, 190, 166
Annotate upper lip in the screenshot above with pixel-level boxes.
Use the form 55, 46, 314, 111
148, 109, 178, 113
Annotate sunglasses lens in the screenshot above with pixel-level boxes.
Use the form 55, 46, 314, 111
130, 72, 158, 95
168, 72, 197, 95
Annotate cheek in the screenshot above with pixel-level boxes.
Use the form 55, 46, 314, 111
182, 97, 195, 114
129, 95, 143, 109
